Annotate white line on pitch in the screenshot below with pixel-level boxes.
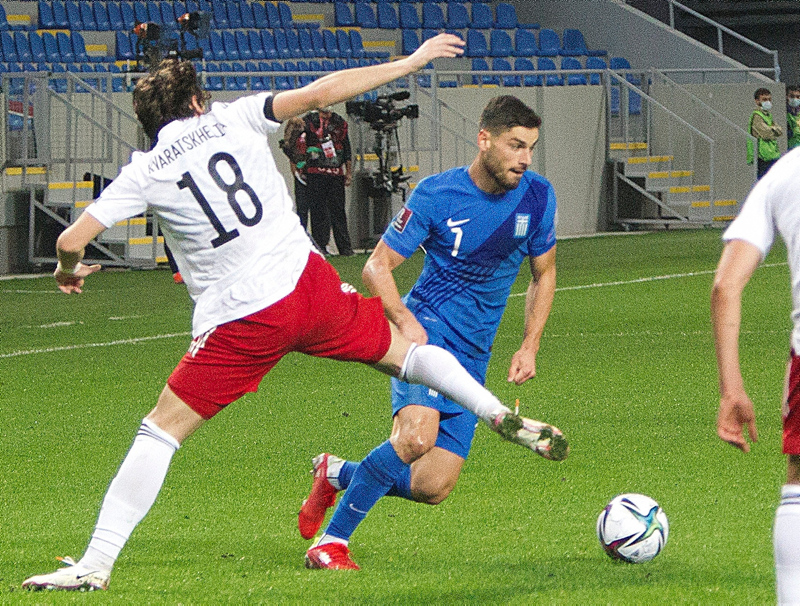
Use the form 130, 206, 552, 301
0, 332, 191, 359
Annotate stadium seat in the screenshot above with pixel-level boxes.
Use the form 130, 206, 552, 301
133, 1, 148, 24
108, 62, 126, 92
79, 1, 97, 30
514, 57, 542, 86
285, 28, 303, 59
399, 3, 421, 29
298, 29, 314, 58
146, 1, 161, 25
493, 57, 518, 86
273, 29, 291, 59
52, 1, 69, 29
204, 62, 223, 91
334, 3, 354, 27
29, 31, 46, 63
321, 59, 335, 72
253, 2, 269, 29
94, 2, 111, 30
422, 4, 445, 29
355, 3, 378, 28
349, 30, 366, 59
116, 31, 135, 60
446, 3, 469, 29
210, 0, 228, 28
471, 58, 498, 86
106, 2, 122, 31
336, 29, 352, 58
227, 2, 243, 29
514, 28, 537, 57
562, 28, 607, 57
43, 31, 61, 62
38, 1, 56, 29
71, 31, 90, 63
244, 61, 265, 91
174, 1, 187, 21
14, 32, 33, 63
272, 61, 292, 91
0, 32, 15, 62
49, 62, 67, 93
230, 62, 247, 91
296, 60, 313, 86
309, 59, 323, 72
322, 29, 340, 58
489, 29, 513, 57
586, 55, 606, 85
241, 2, 255, 29
209, 31, 226, 61
159, 2, 177, 28
538, 57, 563, 86
494, 3, 516, 29
377, 3, 398, 29
562, 56, 587, 85
537, 28, 561, 57
65, 1, 83, 30
264, 2, 280, 28
277, 3, 295, 29
311, 29, 326, 57
401, 29, 419, 55
261, 30, 278, 59
470, 3, 492, 29
235, 31, 252, 61
119, 2, 135, 31
56, 32, 74, 62
466, 29, 488, 57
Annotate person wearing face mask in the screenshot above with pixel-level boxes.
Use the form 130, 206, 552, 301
748, 88, 783, 179
787, 86, 800, 151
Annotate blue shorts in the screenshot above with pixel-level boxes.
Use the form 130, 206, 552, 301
390, 352, 488, 460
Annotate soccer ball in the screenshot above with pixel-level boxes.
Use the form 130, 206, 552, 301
596, 493, 669, 563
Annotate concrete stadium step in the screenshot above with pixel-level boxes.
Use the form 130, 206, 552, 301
46, 181, 93, 208
663, 184, 710, 203
127, 235, 167, 263
97, 217, 147, 244
667, 199, 739, 222
609, 141, 648, 161
622, 155, 674, 178
4, 166, 48, 188
644, 169, 693, 192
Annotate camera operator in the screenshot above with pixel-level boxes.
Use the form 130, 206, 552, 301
303, 106, 355, 257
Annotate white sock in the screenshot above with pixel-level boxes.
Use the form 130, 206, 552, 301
399, 344, 510, 424
316, 533, 348, 548
79, 418, 179, 573
776, 484, 800, 605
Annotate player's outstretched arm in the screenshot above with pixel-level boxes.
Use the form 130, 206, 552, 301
54, 212, 105, 294
271, 33, 465, 122
711, 239, 762, 451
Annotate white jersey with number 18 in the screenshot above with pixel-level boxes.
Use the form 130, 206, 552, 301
86, 92, 314, 337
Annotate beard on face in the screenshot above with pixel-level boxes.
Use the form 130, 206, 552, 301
482, 149, 524, 192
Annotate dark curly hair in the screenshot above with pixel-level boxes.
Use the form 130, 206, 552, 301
132, 59, 211, 140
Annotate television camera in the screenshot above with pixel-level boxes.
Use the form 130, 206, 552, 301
132, 11, 210, 72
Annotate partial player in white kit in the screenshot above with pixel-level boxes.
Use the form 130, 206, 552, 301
711, 147, 800, 605
21, 35, 568, 592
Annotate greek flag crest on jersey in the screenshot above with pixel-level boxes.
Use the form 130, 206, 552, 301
514, 213, 530, 238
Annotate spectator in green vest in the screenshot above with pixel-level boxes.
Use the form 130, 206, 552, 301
787, 85, 800, 151
748, 88, 782, 179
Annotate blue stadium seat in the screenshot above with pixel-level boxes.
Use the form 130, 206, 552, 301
277, 3, 295, 29
586, 55, 606, 85
349, 30, 365, 59
119, 2, 135, 31
285, 28, 303, 58
231, 62, 248, 91
29, 31, 47, 63
241, 2, 255, 29
321, 59, 335, 72
108, 62, 126, 92
538, 56, 563, 85
494, 2, 516, 29
309, 59, 323, 72
0, 32, 14, 62
235, 30, 252, 61
244, 61, 265, 91
561, 28, 587, 57
14, 32, 33, 63
311, 29, 325, 57
513, 28, 537, 57
377, 3, 398, 29
65, 1, 83, 30
174, 1, 187, 20
298, 29, 314, 58
357, 3, 379, 28
133, 1, 148, 25
489, 29, 512, 57
470, 3, 492, 29
399, 3, 421, 29
79, 1, 97, 30
261, 30, 278, 59
227, 2, 243, 28
274, 29, 291, 59
253, 2, 269, 29
49, 62, 67, 93
446, 3, 469, 29
247, 31, 265, 60
146, 1, 161, 24
493, 57, 518, 86
322, 29, 340, 58
42, 31, 60, 62
116, 30, 134, 60
514, 57, 542, 86
210, 0, 228, 28
159, 2, 176, 28
207, 31, 223, 60
204, 62, 223, 91
52, 1, 69, 29
39, 1, 56, 29
56, 32, 74, 62
562, 56, 587, 85
422, 4, 445, 29
466, 29, 487, 57
336, 29, 352, 58
222, 30, 239, 60
272, 61, 292, 91
264, 2, 280, 28
334, 3, 354, 27
94, 2, 111, 30
106, 2, 122, 30
296, 60, 313, 86
401, 29, 419, 55
71, 31, 90, 62
471, 58, 498, 86
537, 28, 561, 57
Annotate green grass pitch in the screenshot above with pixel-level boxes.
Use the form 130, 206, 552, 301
0, 229, 789, 603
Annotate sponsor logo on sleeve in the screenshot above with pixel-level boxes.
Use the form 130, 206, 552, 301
392, 206, 413, 233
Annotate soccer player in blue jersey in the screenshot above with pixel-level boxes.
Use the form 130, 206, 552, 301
300, 95, 566, 570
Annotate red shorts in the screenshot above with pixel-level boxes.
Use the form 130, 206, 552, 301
167, 252, 392, 419
784, 352, 800, 454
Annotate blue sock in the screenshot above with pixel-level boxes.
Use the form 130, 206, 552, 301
325, 440, 408, 541
386, 467, 412, 499
338, 461, 357, 490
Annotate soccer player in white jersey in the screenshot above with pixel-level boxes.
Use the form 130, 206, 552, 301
712, 148, 800, 604
21, 35, 567, 592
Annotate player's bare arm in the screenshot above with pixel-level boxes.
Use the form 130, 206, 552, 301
508, 246, 556, 385
271, 34, 464, 122
54, 212, 106, 294
363, 239, 428, 345
711, 239, 762, 451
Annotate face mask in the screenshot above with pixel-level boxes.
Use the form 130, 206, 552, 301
761, 100, 773, 111
790, 98, 800, 109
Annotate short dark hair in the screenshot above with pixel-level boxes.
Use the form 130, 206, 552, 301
754, 87, 771, 100
788, 85, 800, 95
133, 59, 211, 140
479, 95, 541, 134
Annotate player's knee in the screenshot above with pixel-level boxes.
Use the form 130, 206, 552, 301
414, 478, 455, 505
391, 429, 436, 463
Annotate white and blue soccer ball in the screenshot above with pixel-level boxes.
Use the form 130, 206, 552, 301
596, 493, 669, 564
